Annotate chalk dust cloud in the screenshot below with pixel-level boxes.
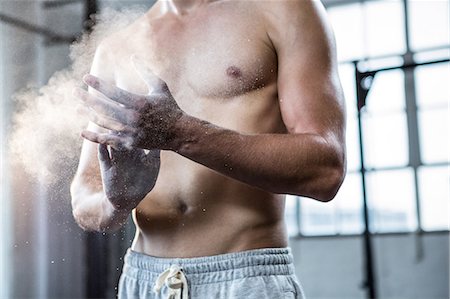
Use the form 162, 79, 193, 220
9, 7, 146, 183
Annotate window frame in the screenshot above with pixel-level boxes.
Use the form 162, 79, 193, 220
288, 0, 450, 238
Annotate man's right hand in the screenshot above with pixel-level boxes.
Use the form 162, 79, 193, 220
98, 143, 160, 211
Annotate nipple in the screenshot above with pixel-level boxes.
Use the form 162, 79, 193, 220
226, 66, 242, 78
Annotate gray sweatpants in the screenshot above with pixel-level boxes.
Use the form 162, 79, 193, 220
118, 248, 305, 299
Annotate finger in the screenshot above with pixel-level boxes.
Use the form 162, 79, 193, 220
131, 54, 169, 94
88, 112, 132, 132
143, 150, 161, 168
73, 87, 132, 124
110, 146, 143, 161
81, 130, 132, 150
98, 144, 112, 170
83, 74, 142, 108
145, 149, 161, 159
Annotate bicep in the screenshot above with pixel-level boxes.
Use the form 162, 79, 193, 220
270, 1, 345, 144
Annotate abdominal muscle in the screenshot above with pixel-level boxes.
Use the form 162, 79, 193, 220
130, 152, 289, 258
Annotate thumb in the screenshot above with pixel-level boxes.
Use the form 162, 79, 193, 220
98, 144, 112, 171
143, 149, 161, 168
131, 54, 168, 94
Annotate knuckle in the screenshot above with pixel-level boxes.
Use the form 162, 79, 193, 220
134, 96, 148, 109
126, 110, 140, 125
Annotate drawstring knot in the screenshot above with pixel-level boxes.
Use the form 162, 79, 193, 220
154, 265, 189, 299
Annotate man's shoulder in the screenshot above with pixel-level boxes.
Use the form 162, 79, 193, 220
253, 0, 329, 48
248, 0, 323, 36
97, 15, 145, 52
92, 9, 152, 74
253, 0, 322, 20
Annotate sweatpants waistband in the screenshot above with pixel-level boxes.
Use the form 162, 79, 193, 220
122, 247, 296, 285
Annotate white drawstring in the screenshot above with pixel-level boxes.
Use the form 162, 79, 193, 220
153, 265, 189, 299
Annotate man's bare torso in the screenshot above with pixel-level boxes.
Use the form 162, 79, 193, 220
98, 1, 288, 257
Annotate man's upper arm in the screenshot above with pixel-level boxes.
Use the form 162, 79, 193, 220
73, 42, 115, 192
264, 0, 345, 147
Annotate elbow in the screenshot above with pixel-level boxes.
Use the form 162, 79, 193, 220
70, 192, 99, 232
287, 163, 345, 202
314, 137, 347, 202
71, 207, 95, 232
315, 162, 346, 202
70, 179, 115, 233
293, 150, 346, 202
71, 205, 119, 233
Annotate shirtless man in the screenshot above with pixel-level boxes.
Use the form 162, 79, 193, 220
71, 0, 346, 298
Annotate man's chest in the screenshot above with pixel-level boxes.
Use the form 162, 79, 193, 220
113, 7, 277, 100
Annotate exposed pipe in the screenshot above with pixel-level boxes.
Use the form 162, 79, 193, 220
0, 13, 76, 44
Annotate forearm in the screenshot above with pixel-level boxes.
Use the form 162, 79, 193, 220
70, 179, 131, 232
173, 115, 345, 201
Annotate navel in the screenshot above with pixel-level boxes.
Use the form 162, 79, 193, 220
177, 201, 188, 214
226, 65, 242, 78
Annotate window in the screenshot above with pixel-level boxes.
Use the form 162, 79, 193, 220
286, 0, 450, 237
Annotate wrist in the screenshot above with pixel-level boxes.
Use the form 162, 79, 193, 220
169, 113, 200, 152
103, 196, 133, 219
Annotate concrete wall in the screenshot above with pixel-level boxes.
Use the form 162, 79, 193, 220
290, 232, 449, 299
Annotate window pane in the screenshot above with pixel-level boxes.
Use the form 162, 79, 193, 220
408, 0, 450, 51
418, 109, 449, 164
362, 113, 409, 168
300, 197, 338, 236
418, 166, 450, 231
285, 195, 299, 236
367, 168, 417, 232
415, 62, 450, 109
333, 172, 364, 234
363, 0, 406, 57
365, 70, 405, 114
328, 3, 364, 62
